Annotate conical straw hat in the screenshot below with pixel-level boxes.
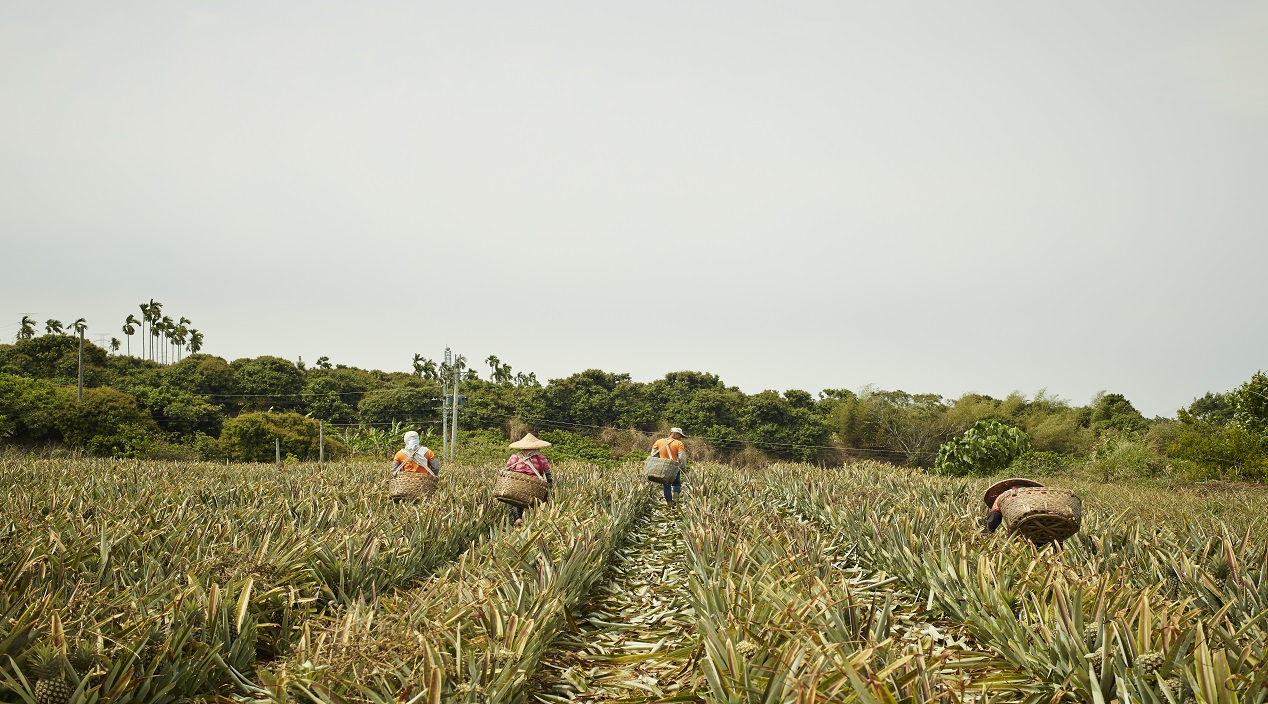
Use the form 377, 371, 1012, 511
509, 433, 552, 450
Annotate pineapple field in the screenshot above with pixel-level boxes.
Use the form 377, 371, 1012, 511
1, 456, 1266, 704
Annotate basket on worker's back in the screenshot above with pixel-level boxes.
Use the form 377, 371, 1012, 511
999, 488, 1082, 545
644, 456, 682, 484
493, 469, 549, 507
390, 472, 437, 500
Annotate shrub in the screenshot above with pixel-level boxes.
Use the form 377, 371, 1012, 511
539, 429, 620, 468
1024, 412, 1094, 455
1167, 424, 1268, 481
160, 354, 238, 397
0, 336, 108, 385
357, 385, 439, 426
1230, 371, 1268, 436
217, 411, 347, 462
1006, 450, 1074, 476
1089, 431, 1168, 481
453, 429, 513, 466
0, 373, 63, 440
131, 385, 225, 437
934, 419, 1031, 476
230, 356, 304, 411
1085, 392, 1149, 434
55, 386, 160, 458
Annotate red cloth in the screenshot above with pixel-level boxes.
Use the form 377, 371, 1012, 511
506, 453, 550, 478
991, 488, 1017, 512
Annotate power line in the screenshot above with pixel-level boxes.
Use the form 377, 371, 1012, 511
197, 391, 439, 400
458, 407, 936, 457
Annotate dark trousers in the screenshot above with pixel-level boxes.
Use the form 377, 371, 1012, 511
982, 509, 1003, 533
509, 492, 549, 522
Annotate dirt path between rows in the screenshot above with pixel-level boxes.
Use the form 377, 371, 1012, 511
529, 502, 701, 703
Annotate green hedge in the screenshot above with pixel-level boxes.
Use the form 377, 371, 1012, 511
214, 411, 348, 462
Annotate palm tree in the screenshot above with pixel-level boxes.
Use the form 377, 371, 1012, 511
188, 329, 203, 355
464, 368, 480, 382
45, 319, 64, 335
150, 324, 162, 363
158, 316, 173, 364
138, 303, 150, 359
146, 300, 163, 360
109, 338, 121, 354
486, 355, 501, 380
421, 358, 437, 380
412, 353, 426, 377
123, 315, 140, 357
17, 316, 36, 341
172, 326, 188, 362
72, 318, 87, 337
495, 363, 513, 384
316, 356, 332, 370
177, 317, 191, 362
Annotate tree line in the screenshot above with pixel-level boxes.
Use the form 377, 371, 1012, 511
15, 300, 203, 363
0, 333, 1264, 479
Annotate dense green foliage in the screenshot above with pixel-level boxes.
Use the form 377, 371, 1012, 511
1, 333, 1266, 482
1165, 372, 1268, 481
212, 411, 349, 461
934, 419, 1031, 476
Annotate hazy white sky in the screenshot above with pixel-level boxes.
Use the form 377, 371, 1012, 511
2, 1, 1265, 417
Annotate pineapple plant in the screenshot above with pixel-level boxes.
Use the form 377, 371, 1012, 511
31, 648, 74, 704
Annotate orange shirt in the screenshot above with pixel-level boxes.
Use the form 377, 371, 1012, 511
653, 438, 685, 460
393, 448, 436, 474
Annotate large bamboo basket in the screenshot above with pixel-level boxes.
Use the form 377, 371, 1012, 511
389, 472, 437, 500
493, 469, 549, 507
999, 488, 1082, 545
644, 456, 681, 484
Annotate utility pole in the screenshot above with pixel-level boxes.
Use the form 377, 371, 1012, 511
442, 347, 451, 459
451, 355, 459, 460
319, 420, 325, 465
77, 327, 84, 402
275, 438, 281, 466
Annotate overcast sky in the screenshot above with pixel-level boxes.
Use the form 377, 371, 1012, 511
2, 1, 1265, 418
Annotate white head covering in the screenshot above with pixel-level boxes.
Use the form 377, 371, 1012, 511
404, 431, 420, 452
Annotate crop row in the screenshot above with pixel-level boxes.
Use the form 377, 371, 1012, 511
0, 458, 503, 702
769, 461, 1267, 704
269, 461, 651, 703
677, 464, 1033, 703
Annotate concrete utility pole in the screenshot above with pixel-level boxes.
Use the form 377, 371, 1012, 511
77, 328, 84, 402
275, 438, 281, 466
319, 420, 325, 464
442, 347, 451, 459
451, 355, 460, 460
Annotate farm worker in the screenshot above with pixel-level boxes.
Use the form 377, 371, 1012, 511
981, 478, 1043, 534
505, 433, 554, 527
650, 427, 688, 505
392, 431, 440, 477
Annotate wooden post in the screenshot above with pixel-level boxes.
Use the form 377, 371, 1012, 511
275, 438, 281, 466
319, 420, 325, 464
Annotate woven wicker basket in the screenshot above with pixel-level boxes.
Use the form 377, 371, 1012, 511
644, 456, 681, 484
493, 469, 548, 507
999, 488, 1082, 545
389, 472, 437, 500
